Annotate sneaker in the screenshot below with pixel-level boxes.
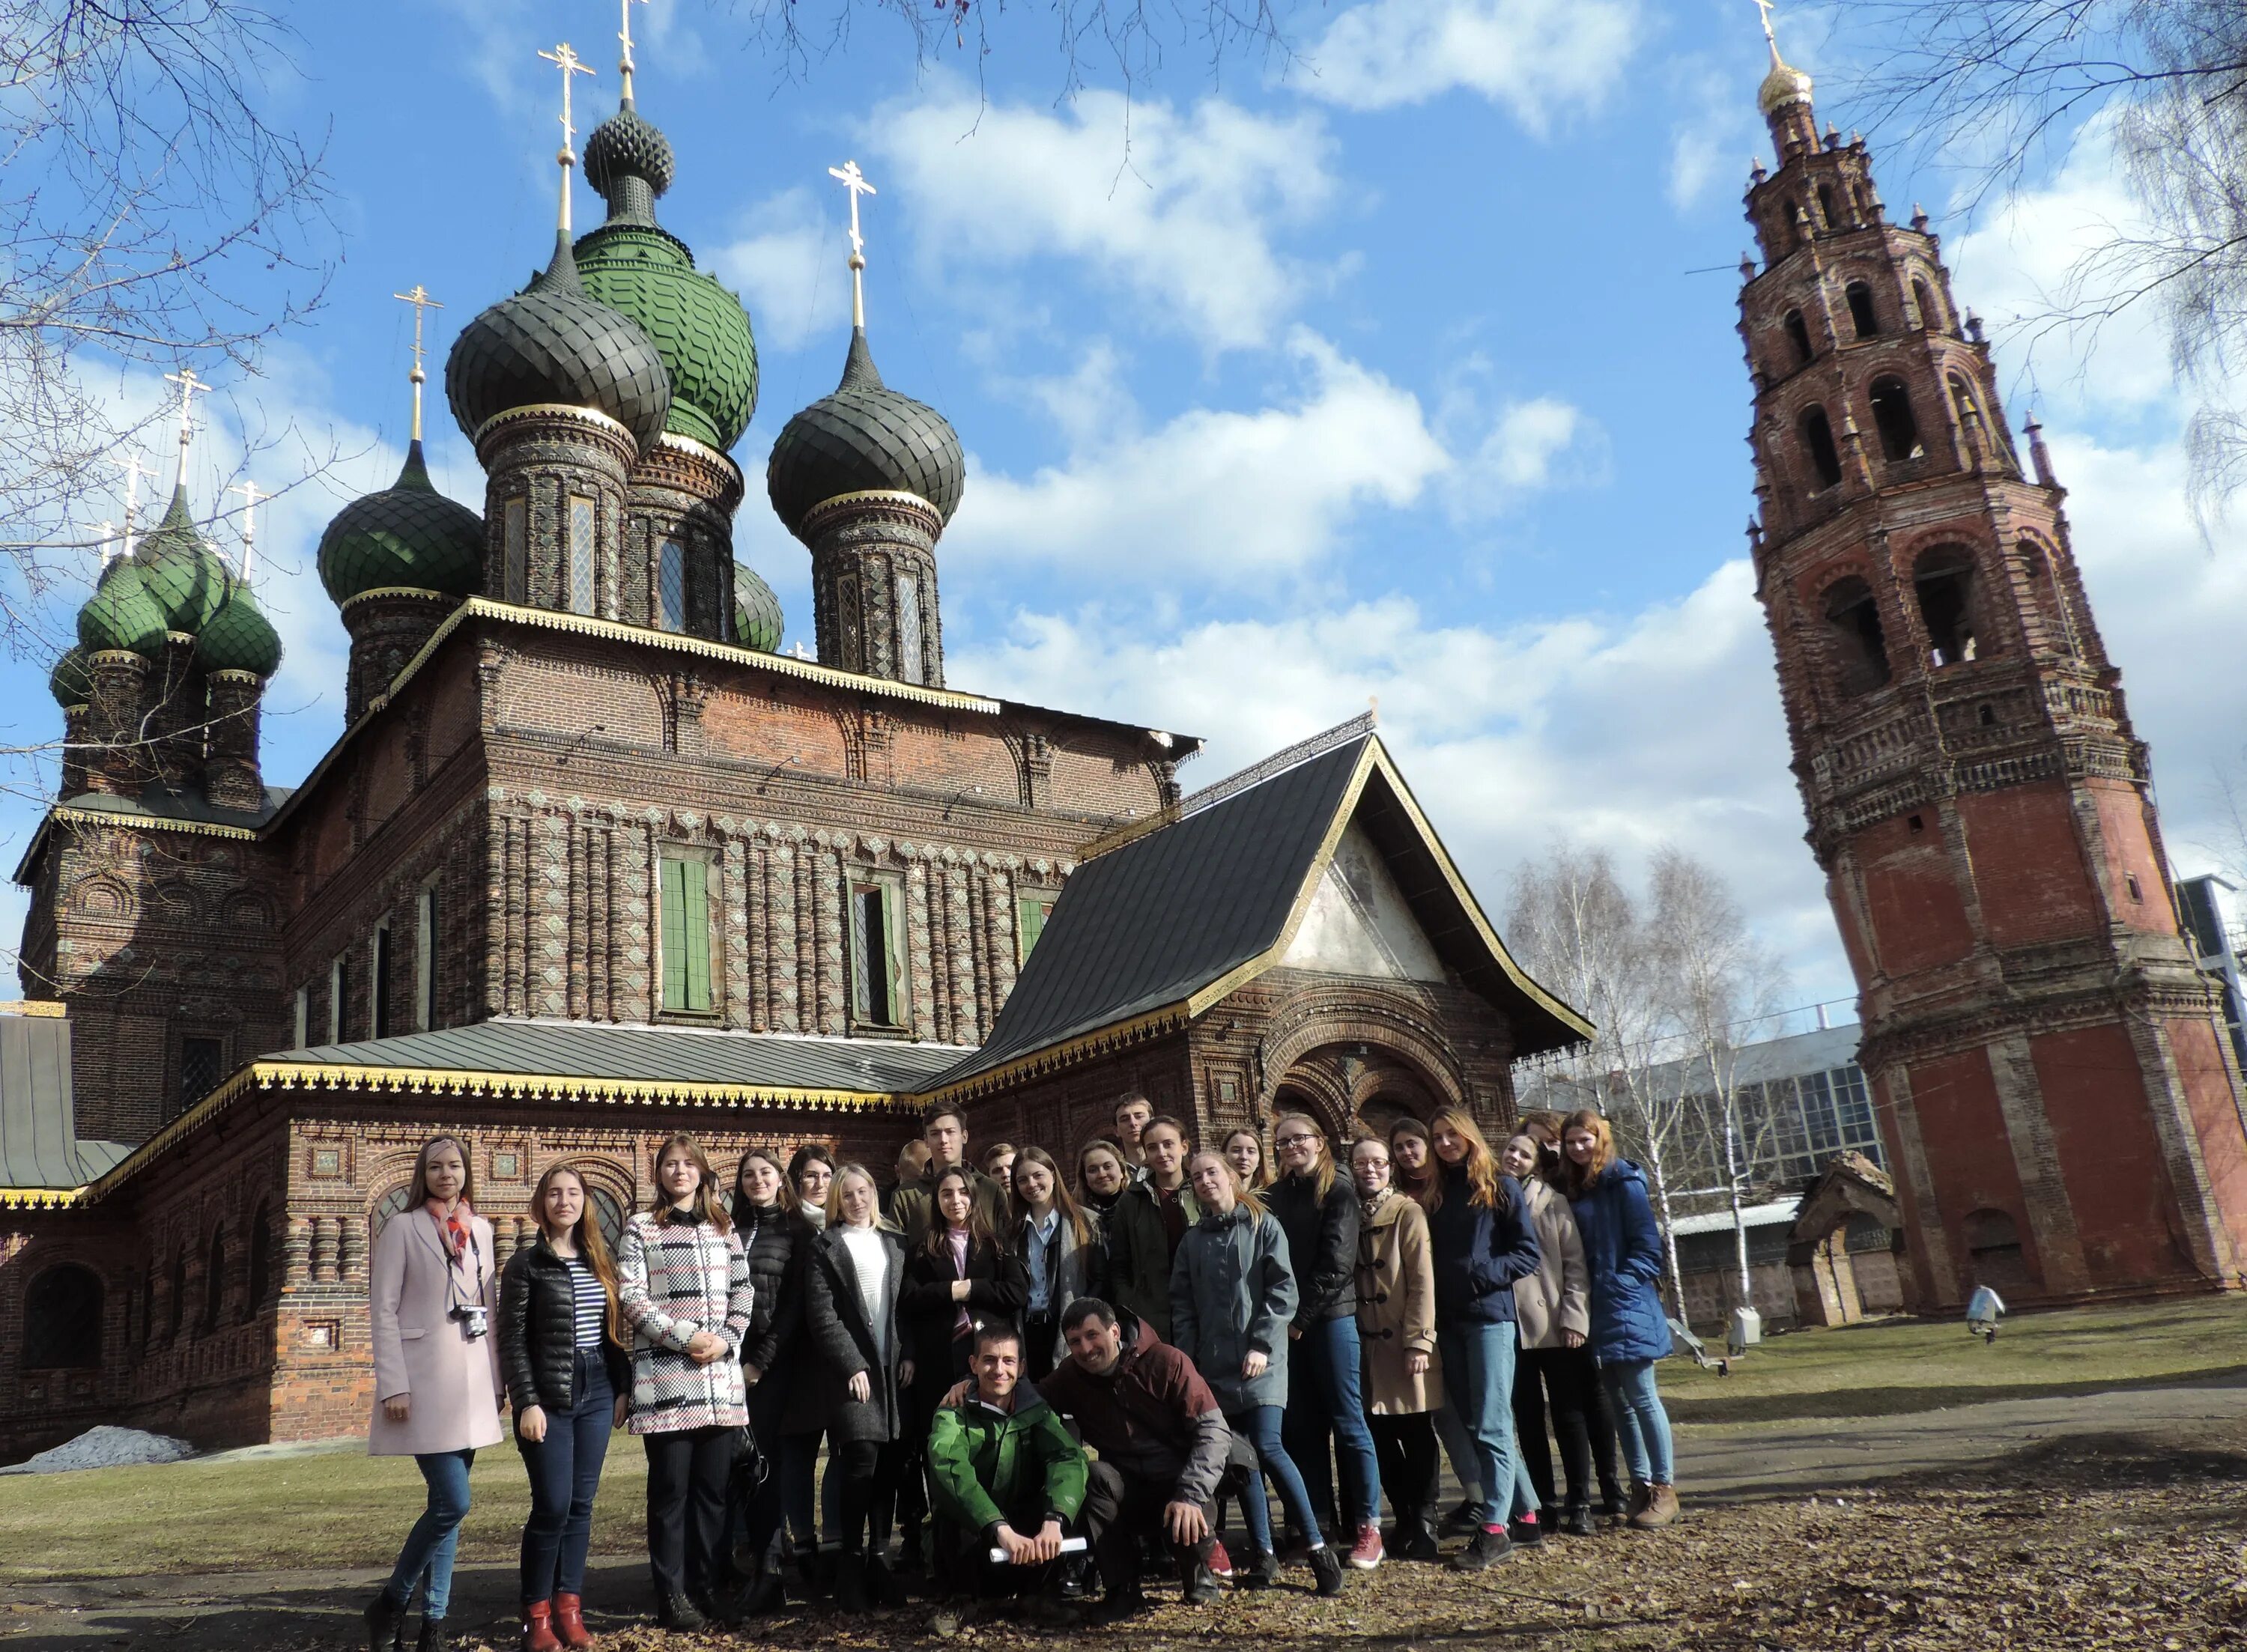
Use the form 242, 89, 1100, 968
1631, 1484, 1680, 1529
1447, 1528, 1514, 1572
1308, 1544, 1345, 1597
1346, 1523, 1384, 1570
1399, 1527, 1441, 1564
1506, 1513, 1544, 1548
1439, 1501, 1483, 1537
1207, 1537, 1234, 1581
1234, 1547, 1281, 1590
1562, 1504, 1597, 1538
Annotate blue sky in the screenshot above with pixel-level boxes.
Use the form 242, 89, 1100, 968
10, 0, 2247, 1019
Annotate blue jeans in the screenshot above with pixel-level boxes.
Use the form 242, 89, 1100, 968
1282, 1317, 1383, 1530
1600, 1359, 1676, 1486
387, 1448, 475, 1617
518, 1351, 614, 1603
1437, 1321, 1530, 1526
1227, 1405, 1325, 1553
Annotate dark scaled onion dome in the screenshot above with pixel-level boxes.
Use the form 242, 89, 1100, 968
444, 233, 672, 452
575, 98, 759, 452
733, 561, 783, 652
766, 328, 965, 539
49, 646, 94, 708
195, 580, 283, 678
318, 440, 485, 605
78, 556, 171, 658
132, 485, 233, 634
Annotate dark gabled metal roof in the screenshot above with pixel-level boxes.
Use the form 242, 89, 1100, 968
938, 739, 1369, 1091
0, 1012, 127, 1197
276, 1018, 970, 1096
935, 730, 1595, 1097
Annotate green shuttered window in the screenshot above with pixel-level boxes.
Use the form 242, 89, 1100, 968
849, 875, 909, 1027
1016, 891, 1055, 964
659, 855, 713, 1013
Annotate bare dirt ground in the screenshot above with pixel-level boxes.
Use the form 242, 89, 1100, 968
10, 1373, 2247, 1651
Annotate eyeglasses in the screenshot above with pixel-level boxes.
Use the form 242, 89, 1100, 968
1276, 1133, 1319, 1148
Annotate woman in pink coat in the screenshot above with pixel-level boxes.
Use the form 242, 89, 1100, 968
365, 1135, 505, 1652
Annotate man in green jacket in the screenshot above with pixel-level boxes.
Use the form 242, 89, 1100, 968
925, 1321, 1088, 1627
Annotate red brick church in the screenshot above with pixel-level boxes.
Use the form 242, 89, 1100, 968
0, 57, 1589, 1458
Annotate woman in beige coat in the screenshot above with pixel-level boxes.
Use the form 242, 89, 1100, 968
365, 1135, 505, 1652
1350, 1136, 1443, 1561
1503, 1132, 1606, 1537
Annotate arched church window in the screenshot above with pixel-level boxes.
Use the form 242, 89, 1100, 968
1845, 282, 1880, 338
658, 540, 686, 632
503, 496, 529, 605
566, 495, 596, 616
896, 571, 925, 686
22, 1263, 103, 1369
1798, 406, 1843, 490
369, 1183, 413, 1242
1964, 1207, 2028, 1287
1822, 577, 1892, 695
1817, 184, 1840, 228
246, 1202, 274, 1318
201, 1224, 226, 1334
1947, 372, 1980, 426
589, 1187, 625, 1252
2019, 539, 2080, 658
1911, 278, 1940, 331
1869, 377, 1922, 461
1914, 545, 1980, 666
1783, 309, 1813, 366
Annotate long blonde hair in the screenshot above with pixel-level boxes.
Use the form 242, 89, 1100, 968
1273, 1113, 1337, 1202
1426, 1107, 1506, 1215
532, 1164, 625, 1344
1188, 1150, 1267, 1220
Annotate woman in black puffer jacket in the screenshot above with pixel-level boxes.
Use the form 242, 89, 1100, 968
499, 1164, 631, 1651
724, 1149, 798, 1613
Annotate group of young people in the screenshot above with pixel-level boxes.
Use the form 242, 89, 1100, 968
358, 1096, 1680, 1651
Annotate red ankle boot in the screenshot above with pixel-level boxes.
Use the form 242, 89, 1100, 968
521, 1601, 562, 1652
551, 1594, 594, 1649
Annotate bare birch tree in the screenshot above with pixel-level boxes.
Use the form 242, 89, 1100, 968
0, 1, 333, 647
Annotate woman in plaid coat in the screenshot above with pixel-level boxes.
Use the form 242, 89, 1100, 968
617, 1135, 755, 1632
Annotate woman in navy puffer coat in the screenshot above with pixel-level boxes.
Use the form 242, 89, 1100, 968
1561, 1109, 1679, 1530
1422, 1107, 1541, 1570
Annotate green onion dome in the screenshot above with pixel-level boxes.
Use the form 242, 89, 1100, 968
77, 560, 169, 658
733, 561, 783, 652
575, 97, 758, 452
318, 440, 485, 605
766, 328, 965, 538
195, 581, 283, 678
131, 485, 231, 634
445, 234, 672, 453
49, 646, 93, 708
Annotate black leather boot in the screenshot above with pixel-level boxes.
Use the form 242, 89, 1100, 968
414, 1618, 449, 1652
363, 1590, 407, 1652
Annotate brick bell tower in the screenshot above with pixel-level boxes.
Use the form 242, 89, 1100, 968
1738, 25, 2247, 1308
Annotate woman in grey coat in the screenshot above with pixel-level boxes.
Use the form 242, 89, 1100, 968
1169, 1150, 1346, 1596
801, 1164, 906, 1612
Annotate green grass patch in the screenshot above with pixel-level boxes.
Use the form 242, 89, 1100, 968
0, 1442, 652, 1582
1665, 1293, 2247, 1424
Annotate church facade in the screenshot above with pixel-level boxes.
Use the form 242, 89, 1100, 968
0, 59, 1586, 1459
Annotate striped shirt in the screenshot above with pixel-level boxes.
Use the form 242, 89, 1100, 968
565, 1258, 604, 1349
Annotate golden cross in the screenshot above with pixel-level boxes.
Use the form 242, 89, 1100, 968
1753, 0, 1783, 61
111, 450, 155, 555
162, 366, 208, 482
828, 160, 877, 327
96, 519, 118, 567
618, 0, 649, 97
538, 42, 595, 231
228, 479, 266, 582
392, 283, 443, 441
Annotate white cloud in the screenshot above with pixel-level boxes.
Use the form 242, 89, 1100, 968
864, 87, 1338, 352
1452, 395, 1605, 508
950, 561, 1845, 997
1297, 0, 1638, 125
711, 187, 840, 354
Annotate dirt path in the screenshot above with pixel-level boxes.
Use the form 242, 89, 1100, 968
10, 1371, 2246, 1650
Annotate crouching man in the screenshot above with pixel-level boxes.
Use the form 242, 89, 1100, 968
925, 1320, 1088, 1630
1039, 1297, 1258, 1621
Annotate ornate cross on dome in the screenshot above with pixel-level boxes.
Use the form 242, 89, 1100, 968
1753, 0, 1786, 64
539, 41, 595, 233
392, 283, 443, 442
163, 366, 208, 485
617, 0, 649, 100
228, 479, 266, 582
111, 450, 155, 557
828, 160, 877, 328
